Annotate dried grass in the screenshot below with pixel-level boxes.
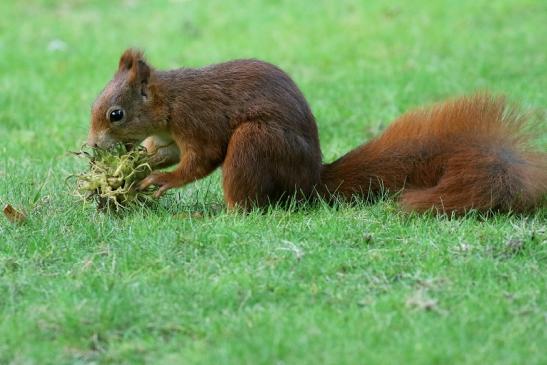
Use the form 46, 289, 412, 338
71, 144, 157, 211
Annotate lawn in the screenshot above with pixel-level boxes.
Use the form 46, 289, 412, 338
1, 0, 546, 364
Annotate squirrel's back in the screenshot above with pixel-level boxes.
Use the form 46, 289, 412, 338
321, 94, 547, 214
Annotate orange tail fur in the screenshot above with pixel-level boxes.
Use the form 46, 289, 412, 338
321, 94, 547, 214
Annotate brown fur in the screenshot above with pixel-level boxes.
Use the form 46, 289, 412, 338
88, 49, 547, 214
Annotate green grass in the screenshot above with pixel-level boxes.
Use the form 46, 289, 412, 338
1, 0, 546, 364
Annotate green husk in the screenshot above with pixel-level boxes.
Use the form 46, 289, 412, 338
71, 144, 157, 211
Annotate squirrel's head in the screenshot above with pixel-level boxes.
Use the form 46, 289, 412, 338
87, 49, 163, 149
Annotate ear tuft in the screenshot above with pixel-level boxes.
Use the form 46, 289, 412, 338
118, 48, 144, 71
117, 48, 151, 86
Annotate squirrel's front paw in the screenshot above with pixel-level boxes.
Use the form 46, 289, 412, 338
138, 172, 181, 198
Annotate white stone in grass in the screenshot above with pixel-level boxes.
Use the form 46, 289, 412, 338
47, 39, 67, 52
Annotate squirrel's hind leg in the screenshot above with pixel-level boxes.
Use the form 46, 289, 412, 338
222, 122, 321, 210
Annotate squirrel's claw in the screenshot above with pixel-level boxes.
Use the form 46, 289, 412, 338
138, 172, 177, 198
153, 184, 172, 198
138, 174, 156, 191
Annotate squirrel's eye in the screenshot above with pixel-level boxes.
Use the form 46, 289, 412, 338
109, 109, 124, 123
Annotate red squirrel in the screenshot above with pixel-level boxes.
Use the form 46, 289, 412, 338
87, 49, 547, 214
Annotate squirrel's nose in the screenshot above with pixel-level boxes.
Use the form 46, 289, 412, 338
87, 135, 98, 148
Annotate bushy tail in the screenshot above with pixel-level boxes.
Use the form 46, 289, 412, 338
320, 94, 547, 214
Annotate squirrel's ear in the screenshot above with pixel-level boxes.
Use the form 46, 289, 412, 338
118, 48, 142, 71
118, 48, 151, 86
